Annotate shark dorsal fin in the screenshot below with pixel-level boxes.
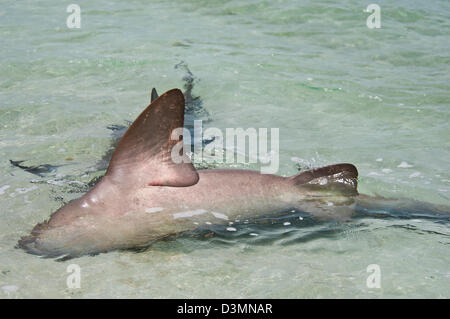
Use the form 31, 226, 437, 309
106, 89, 199, 188
151, 88, 159, 103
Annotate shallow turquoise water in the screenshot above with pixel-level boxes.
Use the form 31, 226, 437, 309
0, 0, 449, 298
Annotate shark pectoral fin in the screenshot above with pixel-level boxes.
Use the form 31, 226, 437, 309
290, 163, 358, 196
106, 89, 199, 187
151, 88, 159, 103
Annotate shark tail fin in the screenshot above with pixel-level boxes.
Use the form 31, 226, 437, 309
289, 163, 358, 195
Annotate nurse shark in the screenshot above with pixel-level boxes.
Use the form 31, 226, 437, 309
17, 89, 449, 259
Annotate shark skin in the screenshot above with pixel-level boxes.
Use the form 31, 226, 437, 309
18, 88, 447, 260
17, 88, 359, 259
19, 166, 359, 259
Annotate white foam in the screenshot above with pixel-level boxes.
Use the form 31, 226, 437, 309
382, 168, 393, 174
409, 172, 421, 178
368, 172, 381, 176
211, 212, 229, 220
376, 158, 383, 162
226, 227, 237, 232
15, 185, 38, 194
173, 209, 207, 219
68, 180, 84, 186
398, 161, 413, 168
249, 233, 258, 236
283, 222, 291, 226
0, 185, 10, 195
47, 180, 65, 186
145, 207, 164, 214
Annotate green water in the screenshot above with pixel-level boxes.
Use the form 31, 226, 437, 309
0, 0, 449, 298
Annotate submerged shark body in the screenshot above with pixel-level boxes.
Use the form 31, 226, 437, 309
17, 89, 448, 259
19, 167, 357, 258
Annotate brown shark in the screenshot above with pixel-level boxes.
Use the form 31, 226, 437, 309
19, 88, 445, 260
18, 88, 359, 258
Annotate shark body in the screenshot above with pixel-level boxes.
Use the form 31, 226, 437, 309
18, 89, 448, 259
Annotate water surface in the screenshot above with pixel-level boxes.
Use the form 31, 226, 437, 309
0, 0, 449, 298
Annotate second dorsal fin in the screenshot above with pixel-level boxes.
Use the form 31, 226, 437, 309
151, 88, 159, 103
